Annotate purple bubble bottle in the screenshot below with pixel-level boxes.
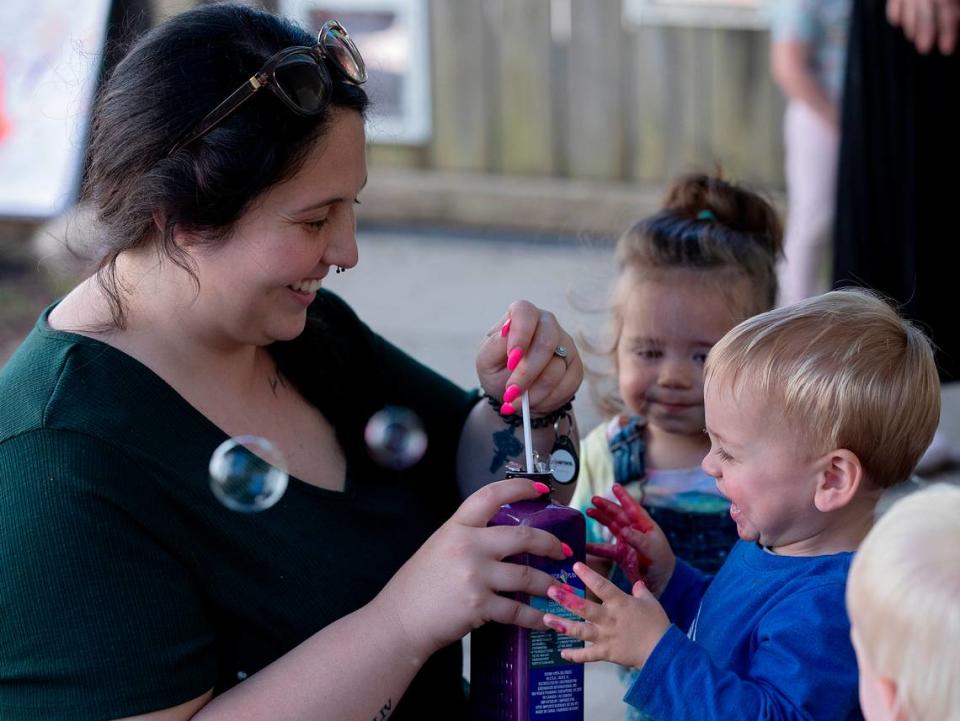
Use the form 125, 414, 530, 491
470, 457, 586, 721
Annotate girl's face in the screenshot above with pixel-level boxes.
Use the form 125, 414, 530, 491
185, 109, 367, 347
615, 276, 741, 437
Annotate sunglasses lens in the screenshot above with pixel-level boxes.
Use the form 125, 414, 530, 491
321, 26, 367, 84
275, 53, 329, 113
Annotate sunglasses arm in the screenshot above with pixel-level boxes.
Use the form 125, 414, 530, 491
168, 76, 262, 156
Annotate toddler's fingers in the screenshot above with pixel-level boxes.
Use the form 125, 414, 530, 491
589, 497, 631, 531
570, 561, 622, 603
631, 578, 657, 603
585, 542, 620, 563
546, 583, 595, 621
560, 646, 604, 664
585, 506, 623, 535
610, 484, 656, 533
617, 529, 654, 567
543, 614, 596, 643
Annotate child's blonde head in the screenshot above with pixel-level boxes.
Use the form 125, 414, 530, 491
705, 289, 940, 488
847, 484, 960, 721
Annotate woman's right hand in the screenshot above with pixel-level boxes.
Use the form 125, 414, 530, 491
372, 477, 572, 661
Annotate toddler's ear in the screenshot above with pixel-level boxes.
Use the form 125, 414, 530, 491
814, 449, 863, 512
873, 674, 908, 721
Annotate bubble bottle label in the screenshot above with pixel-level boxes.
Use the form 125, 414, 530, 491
470, 458, 586, 721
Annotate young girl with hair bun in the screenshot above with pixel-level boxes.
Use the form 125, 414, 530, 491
572, 173, 784, 577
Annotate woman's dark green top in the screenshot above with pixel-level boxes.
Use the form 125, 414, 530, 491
0, 290, 476, 720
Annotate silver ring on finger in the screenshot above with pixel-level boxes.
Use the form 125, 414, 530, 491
554, 345, 571, 368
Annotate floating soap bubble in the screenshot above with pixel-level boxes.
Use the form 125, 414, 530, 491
209, 435, 288, 512
364, 406, 428, 470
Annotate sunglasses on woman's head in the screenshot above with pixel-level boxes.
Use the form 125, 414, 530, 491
168, 20, 366, 157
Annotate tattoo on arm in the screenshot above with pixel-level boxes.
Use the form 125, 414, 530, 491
490, 426, 523, 473
371, 698, 393, 721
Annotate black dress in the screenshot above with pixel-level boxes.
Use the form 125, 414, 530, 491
834, 0, 960, 381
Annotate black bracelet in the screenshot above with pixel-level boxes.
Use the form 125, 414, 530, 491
484, 393, 574, 428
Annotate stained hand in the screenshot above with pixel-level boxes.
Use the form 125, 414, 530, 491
586, 485, 676, 597
542, 561, 670, 669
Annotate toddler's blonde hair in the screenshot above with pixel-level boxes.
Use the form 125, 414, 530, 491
847, 484, 960, 721
705, 289, 939, 487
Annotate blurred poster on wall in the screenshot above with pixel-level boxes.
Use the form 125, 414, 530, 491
624, 0, 766, 28
280, 0, 431, 144
0, 0, 111, 219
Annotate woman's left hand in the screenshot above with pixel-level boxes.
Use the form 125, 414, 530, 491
476, 300, 582, 415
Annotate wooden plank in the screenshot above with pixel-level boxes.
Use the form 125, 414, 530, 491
691, 27, 714, 167
152, 0, 196, 19
497, 0, 554, 175
627, 25, 669, 182
751, 33, 785, 186
710, 27, 751, 179
428, 0, 490, 172
565, 0, 624, 181
368, 143, 427, 170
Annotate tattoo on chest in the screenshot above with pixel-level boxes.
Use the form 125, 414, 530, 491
268, 372, 288, 398
491, 425, 523, 473
371, 698, 393, 721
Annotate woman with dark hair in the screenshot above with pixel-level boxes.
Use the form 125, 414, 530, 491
0, 5, 583, 720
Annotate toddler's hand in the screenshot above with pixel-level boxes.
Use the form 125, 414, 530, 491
543, 561, 670, 669
586, 484, 676, 598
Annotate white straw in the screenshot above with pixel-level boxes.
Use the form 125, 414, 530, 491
521, 391, 534, 473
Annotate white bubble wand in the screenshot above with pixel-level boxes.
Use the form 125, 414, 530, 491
521, 390, 535, 473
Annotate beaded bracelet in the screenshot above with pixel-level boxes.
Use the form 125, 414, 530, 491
483, 393, 575, 428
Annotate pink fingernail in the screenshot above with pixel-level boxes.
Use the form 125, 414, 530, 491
533, 481, 550, 494
561, 543, 573, 558
500, 402, 516, 415
503, 384, 521, 403
507, 347, 523, 371
500, 318, 512, 338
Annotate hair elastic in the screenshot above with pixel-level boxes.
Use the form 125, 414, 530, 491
697, 210, 717, 221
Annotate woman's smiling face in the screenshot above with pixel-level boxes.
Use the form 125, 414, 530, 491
185, 108, 367, 347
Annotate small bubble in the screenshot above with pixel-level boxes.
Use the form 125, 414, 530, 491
364, 406, 428, 470
209, 436, 288, 512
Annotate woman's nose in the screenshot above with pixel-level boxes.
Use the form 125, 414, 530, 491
326, 208, 360, 269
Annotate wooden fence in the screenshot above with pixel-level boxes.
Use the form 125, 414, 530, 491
152, 0, 786, 189
372, 0, 785, 188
